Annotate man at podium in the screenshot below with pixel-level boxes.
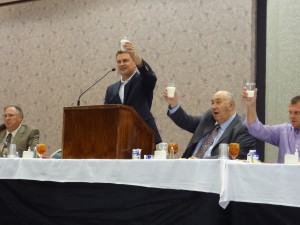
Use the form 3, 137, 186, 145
104, 41, 162, 144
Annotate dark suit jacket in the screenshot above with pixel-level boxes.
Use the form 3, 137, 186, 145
104, 60, 162, 144
0, 124, 39, 157
168, 107, 256, 159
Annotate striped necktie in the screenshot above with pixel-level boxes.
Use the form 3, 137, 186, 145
194, 124, 220, 159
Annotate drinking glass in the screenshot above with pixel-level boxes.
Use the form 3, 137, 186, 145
228, 143, 240, 159
8, 144, 16, 158
168, 143, 178, 159
168, 143, 178, 154
166, 83, 176, 98
245, 82, 256, 97
218, 143, 229, 159
36, 144, 47, 159
119, 36, 129, 51
158, 142, 168, 151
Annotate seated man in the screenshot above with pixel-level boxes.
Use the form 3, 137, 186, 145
242, 88, 300, 163
0, 105, 39, 157
163, 89, 256, 159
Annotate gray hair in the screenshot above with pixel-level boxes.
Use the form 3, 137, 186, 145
4, 105, 24, 117
226, 92, 235, 103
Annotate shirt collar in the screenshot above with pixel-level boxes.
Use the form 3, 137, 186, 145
217, 113, 237, 131
6, 124, 22, 138
120, 69, 137, 83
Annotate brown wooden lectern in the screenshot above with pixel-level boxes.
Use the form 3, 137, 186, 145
62, 105, 155, 159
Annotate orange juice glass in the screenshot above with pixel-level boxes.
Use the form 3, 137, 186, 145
228, 143, 240, 159
168, 143, 178, 155
36, 144, 47, 158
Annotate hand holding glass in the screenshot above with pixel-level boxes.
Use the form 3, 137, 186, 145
166, 83, 176, 98
245, 82, 256, 97
228, 143, 240, 159
119, 36, 129, 51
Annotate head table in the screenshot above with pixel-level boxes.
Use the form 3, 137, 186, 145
0, 158, 299, 225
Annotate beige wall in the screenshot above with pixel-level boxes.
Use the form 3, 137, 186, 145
0, 0, 256, 156
265, 0, 300, 162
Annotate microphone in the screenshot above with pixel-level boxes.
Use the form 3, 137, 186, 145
77, 68, 116, 106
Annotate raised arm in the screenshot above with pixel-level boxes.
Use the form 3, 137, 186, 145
242, 87, 258, 124
123, 41, 143, 67
163, 88, 179, 108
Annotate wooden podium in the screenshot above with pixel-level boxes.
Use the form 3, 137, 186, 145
62, 105, 155, 159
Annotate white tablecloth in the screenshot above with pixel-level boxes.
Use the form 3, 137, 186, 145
0, 158, 224, 194
219, 161, 300, 208
1, 158, 299, 209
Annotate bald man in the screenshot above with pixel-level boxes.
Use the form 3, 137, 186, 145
164, 90, 256, 159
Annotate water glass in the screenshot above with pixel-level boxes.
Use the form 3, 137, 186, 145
119, 36, 129, 51
245, 82, 256, 97
8, 144, 16, 158
218, 143, 229, 159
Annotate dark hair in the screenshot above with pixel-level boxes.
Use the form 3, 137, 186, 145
4, 105, 24, 117
290, 95, 300, 104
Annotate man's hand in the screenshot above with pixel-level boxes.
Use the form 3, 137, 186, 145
242, 87, 258, 124
163, 88, 179, 108
242, 87, 257, 106
123, 42, 143, 67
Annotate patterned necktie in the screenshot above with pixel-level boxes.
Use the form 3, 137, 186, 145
1, 133, 12, 157
194, 124, 220, 159
6, 133, 12, 146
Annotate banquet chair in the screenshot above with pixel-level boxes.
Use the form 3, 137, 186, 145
50, 149, 62, 159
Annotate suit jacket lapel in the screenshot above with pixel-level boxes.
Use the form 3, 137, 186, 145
13, 125, 25, 144
0, 131, 5, 153
111, 82, 122, 103
123, 73, 137, 105
0, 130, 5, 139
123, 82, 131, 104
113, 82, 121, 97
189, 118, 215, 147
216, 115, 239, 145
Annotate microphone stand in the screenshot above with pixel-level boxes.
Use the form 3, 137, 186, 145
77, 68, 116, 106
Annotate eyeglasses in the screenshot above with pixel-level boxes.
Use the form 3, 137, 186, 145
2, 114, 18, 119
